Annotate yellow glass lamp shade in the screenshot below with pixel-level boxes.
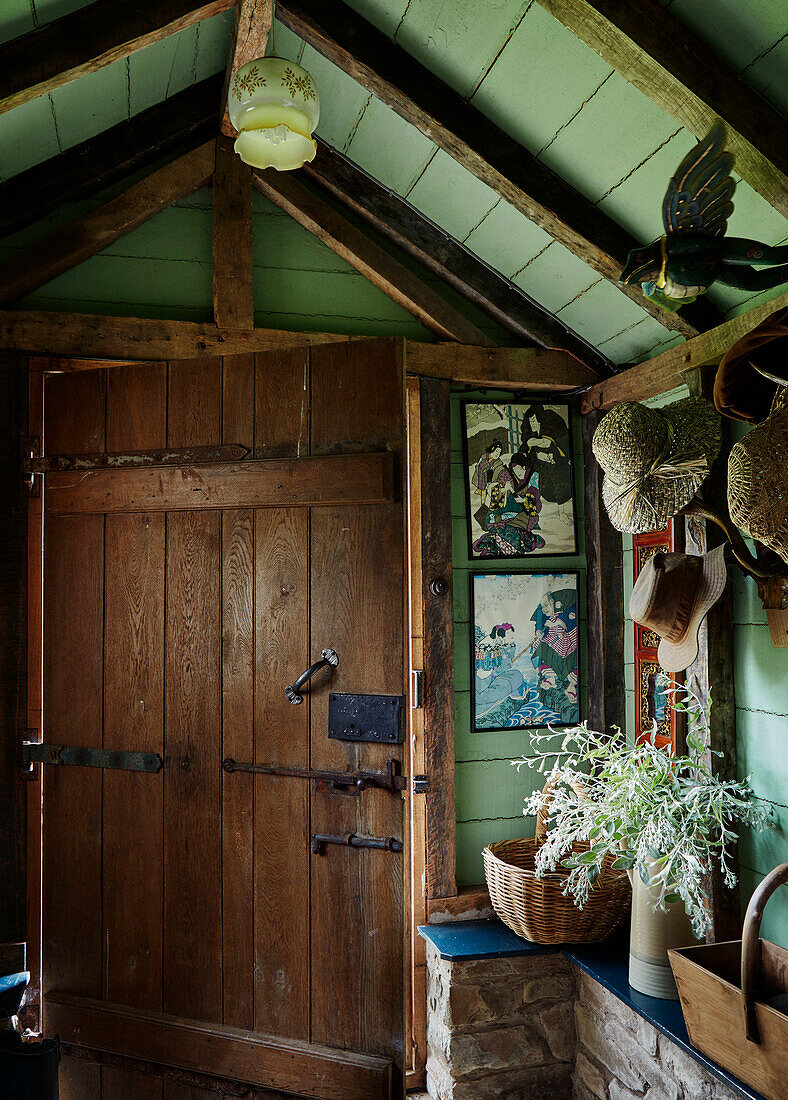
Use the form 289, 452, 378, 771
228, 57, 319, 171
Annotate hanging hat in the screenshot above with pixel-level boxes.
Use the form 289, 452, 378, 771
629, 544, 728, 672
728, 389, 788, 566
592, 396, 722, 534
714, 307, 788, 424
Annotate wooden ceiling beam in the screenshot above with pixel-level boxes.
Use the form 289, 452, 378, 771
0, 311, 596, 388
535, 0, 788, 220
580, 290, 788, 413
0, 0, 235, 116
221, 0, 273, 135
252, 167, 494, 345
406, 343, 598, 389
0, 311, 349, 360
305, 139, 611, 375
276, 0, 721, 340
0, 142, 216, 307
0, 75, 223, 240
213, 136, 254, 329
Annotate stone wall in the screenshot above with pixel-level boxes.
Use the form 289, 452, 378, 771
424, 945, 745, 1100
573, 972, 742, 1100
425, 943, 577, 1099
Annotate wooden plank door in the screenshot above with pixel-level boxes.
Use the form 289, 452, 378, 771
33, 339, 406, 1099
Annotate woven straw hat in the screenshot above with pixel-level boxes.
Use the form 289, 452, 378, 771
728, 389, 788, 566
592, 397, 722, 534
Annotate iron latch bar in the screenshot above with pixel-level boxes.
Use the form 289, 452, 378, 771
311, 832, 403, 854
22, 440, 249, 475
22, 741, 163, 774
222, 756, 407, 793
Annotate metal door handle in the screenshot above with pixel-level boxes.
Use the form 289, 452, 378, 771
285, 648, 339, 704
311, 833, 403, 855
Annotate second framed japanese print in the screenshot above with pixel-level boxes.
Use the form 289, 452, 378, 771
471, 572, 580, 732
463, 400, 577, 559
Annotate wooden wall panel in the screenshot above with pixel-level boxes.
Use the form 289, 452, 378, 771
309, 339, 405, 1067
252, 348, 311, 1041
58, 1054, 104, 1100
102, 364, 167, 1100
254, 347, 311, 459
253, 508, 310, 1039
164, 359, 222, 1030
222, 355, 255, 1032
42, 370, 106, 1097
167, 358, 222, 449
164, 509, 222, 1021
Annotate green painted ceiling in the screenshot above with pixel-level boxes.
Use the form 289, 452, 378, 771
0, 0, 786, 362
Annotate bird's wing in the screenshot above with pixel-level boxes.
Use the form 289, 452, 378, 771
662, 122, 735, 238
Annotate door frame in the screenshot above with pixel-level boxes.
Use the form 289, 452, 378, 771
405, 376, 457, 1089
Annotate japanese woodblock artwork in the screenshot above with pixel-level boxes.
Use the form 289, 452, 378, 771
463, 400, 577, 559
471, 572, 580, 732
632, 525, 680, 750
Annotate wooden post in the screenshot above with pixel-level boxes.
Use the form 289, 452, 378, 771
213, 135, 254, 330
419, 378, 456, 900
582, 409, 625, 735
0, 352, 27, 945
681, 366, 739, 942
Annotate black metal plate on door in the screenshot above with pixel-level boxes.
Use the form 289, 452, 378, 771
328, 693, 404, 744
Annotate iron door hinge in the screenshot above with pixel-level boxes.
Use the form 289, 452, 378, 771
22, 739, 163, 774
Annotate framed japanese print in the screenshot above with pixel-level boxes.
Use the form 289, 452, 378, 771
632, 525, 681, 751
462, 400, 577, 560
471, 571, 580, 732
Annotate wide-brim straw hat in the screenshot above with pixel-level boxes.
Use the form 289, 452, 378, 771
629, 544, 728, 673
728, 388, 788, 566
714, 307, 788, 424
593, 396, 722, 534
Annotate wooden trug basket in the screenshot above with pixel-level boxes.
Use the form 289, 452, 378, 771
482, 777, 631, 945
669, 862, 788, 1100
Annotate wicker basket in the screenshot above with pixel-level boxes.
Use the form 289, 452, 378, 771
483, 777, 631, 945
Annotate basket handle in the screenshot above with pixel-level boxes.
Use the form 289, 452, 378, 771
741, 862, 788, 1043
535, 772, 587, 845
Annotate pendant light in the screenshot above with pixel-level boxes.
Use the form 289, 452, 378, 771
228, 10, 319, 172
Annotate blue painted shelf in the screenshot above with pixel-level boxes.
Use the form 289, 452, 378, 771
419, 920, 763, 1100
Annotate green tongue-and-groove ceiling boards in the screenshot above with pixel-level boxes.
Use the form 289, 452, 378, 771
0, 0, 786, 362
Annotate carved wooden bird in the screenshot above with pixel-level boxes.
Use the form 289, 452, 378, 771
620, 122, 788, 312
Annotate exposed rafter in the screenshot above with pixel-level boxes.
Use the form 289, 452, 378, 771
0, 75, 223, 239
580, 290, 788, 413
221, 0, 273, 136
0, 143, 216, 307
252, 168, 494, 345
276, 0, 722, 339
306, 139, 612, 375
0, 0, 235, 116
0, 311, 598, 389
535, 0, 788, 220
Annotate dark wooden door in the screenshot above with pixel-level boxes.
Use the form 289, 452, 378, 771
34, 340, 405, 1099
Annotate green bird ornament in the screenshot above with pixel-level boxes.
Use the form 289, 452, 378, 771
620, 122, 788, 312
